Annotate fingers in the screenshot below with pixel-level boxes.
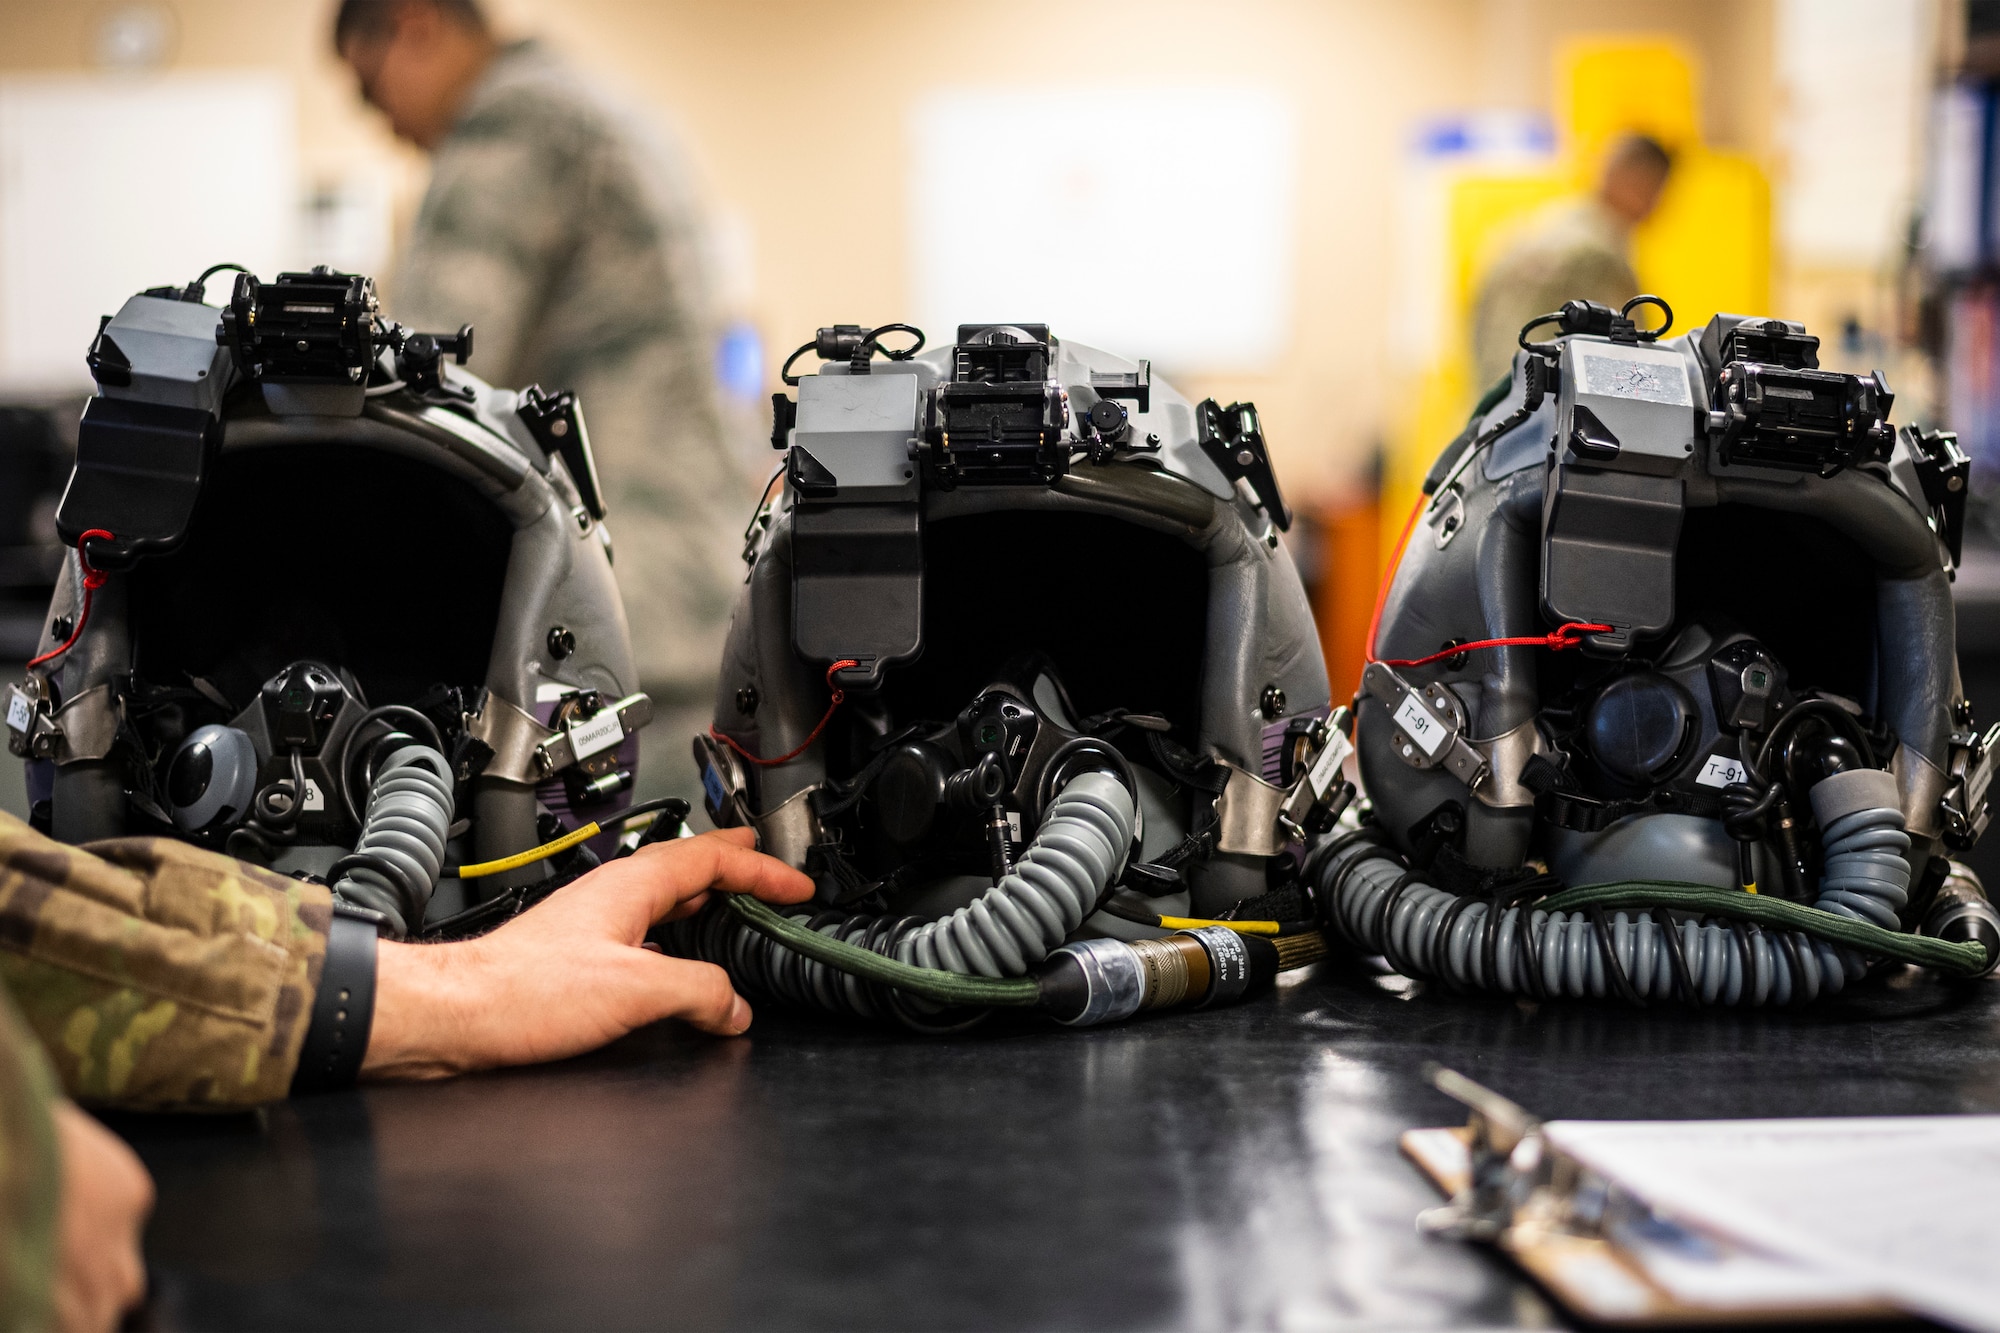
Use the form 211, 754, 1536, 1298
621, 831, 814, 926
53, 1103, 152, 1333
658, 889, 711, 923
621, 954, 752, 1037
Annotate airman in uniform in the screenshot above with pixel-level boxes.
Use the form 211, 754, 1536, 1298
337, 0, 752, 697
1469, 133, 1673, 390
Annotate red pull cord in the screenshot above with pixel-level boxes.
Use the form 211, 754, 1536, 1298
1363, 494, 1610, 669
709, 658, 859, 766
1376, 621, 1614, 669
26, 530, 114, 670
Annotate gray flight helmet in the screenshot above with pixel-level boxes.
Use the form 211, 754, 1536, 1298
8, 266, 647, 936
698, 322, 1334, 928
1358, 298, 1988, 901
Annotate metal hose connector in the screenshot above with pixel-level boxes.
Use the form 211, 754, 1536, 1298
331, 736, 455, 938
661, 768, 1137, 1024
1310, 769, 1912, 1007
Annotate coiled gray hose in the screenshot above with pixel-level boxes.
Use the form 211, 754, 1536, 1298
1313, 769, 1911, 1006
331, 737, 455, 938
661, 769, 1137, 1022
896, 771, 1136, 975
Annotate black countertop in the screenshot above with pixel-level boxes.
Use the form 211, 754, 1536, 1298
114, 959, 1996, 1331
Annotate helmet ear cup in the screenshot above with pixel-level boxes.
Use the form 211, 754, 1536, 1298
1584, 673, 1697, 787
167, 724, 258, 834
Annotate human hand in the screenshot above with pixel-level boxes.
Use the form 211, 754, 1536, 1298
361, 827, 813, 1080
51, 1102, 152, 1333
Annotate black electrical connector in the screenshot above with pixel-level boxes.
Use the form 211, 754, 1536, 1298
1519, 294, 1673, 354
779, 322, 926, 385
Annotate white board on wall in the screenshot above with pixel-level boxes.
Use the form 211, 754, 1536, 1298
908, 87, 1296, 372
1775, 0, 1929, 267
0, 72, 296, 394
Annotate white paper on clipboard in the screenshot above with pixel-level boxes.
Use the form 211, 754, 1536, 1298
1544, 1115, 2000, 1332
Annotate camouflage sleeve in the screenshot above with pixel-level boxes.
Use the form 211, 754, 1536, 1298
0, 986, 58, 1333
0, 811, 332, 1111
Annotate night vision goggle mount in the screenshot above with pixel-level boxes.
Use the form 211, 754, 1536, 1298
768, 321, 1288, 691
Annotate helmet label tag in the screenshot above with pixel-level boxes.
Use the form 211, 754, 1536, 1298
1394, 694, 1450, 758
1695, 755, 1749, 789
567, 710, 626, 762
5, 685, 31, 736
301, 778, 325, 812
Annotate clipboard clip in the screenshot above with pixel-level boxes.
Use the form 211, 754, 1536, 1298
1416, 1064, 1544, 1242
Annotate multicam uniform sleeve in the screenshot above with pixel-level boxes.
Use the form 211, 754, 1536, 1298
0, 985, 58, 1333
0, 811, 332, 1111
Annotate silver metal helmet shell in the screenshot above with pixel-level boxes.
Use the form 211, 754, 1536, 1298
709, 330, 1328, 918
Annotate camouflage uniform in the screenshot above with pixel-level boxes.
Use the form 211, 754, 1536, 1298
0, 810, 330, 1111
0, 987, 57, 1333
1469, 198, 1640, 390
393, 40, 750, 696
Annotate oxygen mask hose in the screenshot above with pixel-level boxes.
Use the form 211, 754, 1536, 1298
1309, 768, 1986, 1007
665, 769, 1138, 1025
718, 896, 1280, 1025
328, 734, 455, 938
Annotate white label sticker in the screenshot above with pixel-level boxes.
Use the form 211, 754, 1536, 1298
1005, 811, 1024, 844
535, 682, 574, 703
1307, 729, 1353, 794
301, 778, 325, 812
5, 687, 31, 734
568, 709, 625, 761
1696, 755, 1749, 789
1578, 349, 1693, 406
1392, 694, 1449, 756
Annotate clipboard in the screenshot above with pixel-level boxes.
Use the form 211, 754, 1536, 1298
1400, 1124, 1901, 1326
1400, 1069, 1910, 1327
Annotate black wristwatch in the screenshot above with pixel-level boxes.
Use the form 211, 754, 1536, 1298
290, 901, 383, 1095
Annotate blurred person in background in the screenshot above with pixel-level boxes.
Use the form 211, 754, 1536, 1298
334, 0, 751, 707
1468, 132, 1673, 389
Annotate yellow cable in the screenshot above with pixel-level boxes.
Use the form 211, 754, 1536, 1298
454, 822, 603, 879
1156, 914, 1282, 936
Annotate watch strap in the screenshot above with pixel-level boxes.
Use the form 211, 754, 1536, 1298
290, 901, 382, 1095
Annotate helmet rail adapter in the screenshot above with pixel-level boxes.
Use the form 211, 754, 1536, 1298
1312, 296, 2000, 1005
6, 265, 656, 939
660, 322, 1342, 1029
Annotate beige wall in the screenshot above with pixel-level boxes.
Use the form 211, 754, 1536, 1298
0, 0, 1773, 497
